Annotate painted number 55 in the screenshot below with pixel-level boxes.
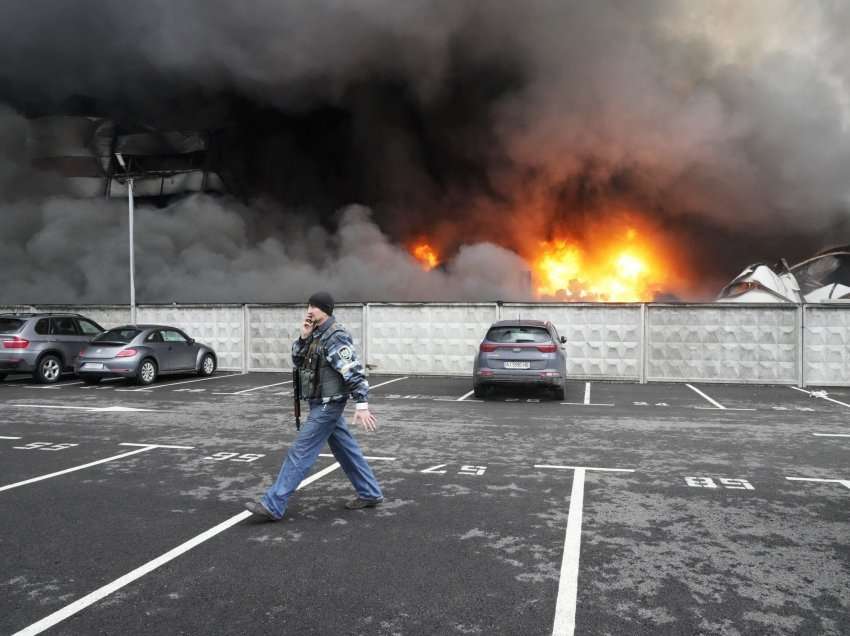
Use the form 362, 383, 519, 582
685, 476, 754, 490
204, 452, 265, 462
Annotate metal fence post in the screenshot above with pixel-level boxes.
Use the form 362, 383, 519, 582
362, 303, 369, 370
798, 304, 805, 388
640, 303, 648, 384
242, 304, 250, 374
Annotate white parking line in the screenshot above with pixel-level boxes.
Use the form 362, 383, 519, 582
17, 380, 84, 390
12, 462, 342, 636
213, 380, 293, 395
456, 390, 475, 401
123, 372, 246, 392
319, 453, 396, 461
0, 446, 158, 493
686, 384, 726, 409
1, 404, 158, 413
370, 377, 409, 390
0, 436, 22, 439
813, 433, 850, 438
119, 443, 195, 449
583, 383, 590, 405
787, 476, 850, 490
560, 402, 614, 407
535, 465, 634, 473
555, 467, 585, 636
535, 464, 635, 636
790, 386, 850, 409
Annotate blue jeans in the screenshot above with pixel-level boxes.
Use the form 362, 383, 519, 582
261, 399, 383, 519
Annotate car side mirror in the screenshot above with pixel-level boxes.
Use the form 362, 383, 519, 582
188, 339, 195, 345
560, 336, 567, 344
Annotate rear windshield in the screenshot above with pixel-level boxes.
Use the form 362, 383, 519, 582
0, 318, 24, 333
486, 326, 551, 344
93, 328, 141, 344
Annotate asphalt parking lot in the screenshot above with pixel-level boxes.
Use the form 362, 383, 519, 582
1, 372, 848, 635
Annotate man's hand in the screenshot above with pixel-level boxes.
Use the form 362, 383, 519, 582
353, 408, 377, 432
300, 314, 315, 339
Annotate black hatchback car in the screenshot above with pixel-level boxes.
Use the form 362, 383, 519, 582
473, 319, 567, 399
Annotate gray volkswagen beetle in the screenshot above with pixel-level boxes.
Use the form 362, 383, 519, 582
75, 325, 217, 385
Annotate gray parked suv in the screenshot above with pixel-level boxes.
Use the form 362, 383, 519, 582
0, 313, 105, 383
473, 319, 568, 399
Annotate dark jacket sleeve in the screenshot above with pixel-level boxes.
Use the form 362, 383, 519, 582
323, 329, 369, 403
292, 336, 309, 368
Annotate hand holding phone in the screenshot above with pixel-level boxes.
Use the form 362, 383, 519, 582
300, 313, 315, 339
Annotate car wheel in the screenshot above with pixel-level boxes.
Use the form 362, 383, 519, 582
82, 376, 102, 385
35, 354, 62, 384
473, 383, 488, 398
198, 353, 216, 377
0, 373, 6, 382
137, 359, 158, 385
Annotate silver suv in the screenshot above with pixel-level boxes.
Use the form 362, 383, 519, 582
473, 319, 568, 399
0, 313, 105, 383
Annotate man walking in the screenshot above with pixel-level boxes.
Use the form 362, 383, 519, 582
245, 291, 383, 521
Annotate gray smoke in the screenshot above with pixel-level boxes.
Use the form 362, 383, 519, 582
1, 1, 850, 302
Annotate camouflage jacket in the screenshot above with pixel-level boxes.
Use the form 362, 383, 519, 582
292, 316, 369, 404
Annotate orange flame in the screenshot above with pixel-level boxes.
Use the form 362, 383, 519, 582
532, 227, 667, 301
411, 242, 440, 271
406, 206, 683, 300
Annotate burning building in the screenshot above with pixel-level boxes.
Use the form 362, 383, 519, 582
29, 116, 226, 199
0, 2, 848, 303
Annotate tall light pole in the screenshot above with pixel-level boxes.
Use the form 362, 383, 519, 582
115, 153, 136, 324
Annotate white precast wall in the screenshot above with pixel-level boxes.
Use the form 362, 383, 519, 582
366, 303, 498, 375
646, 304, 799, 384
803, 305, 850, 386
501, 303, 642, 380
0, 306, 130, 328
6, 302, 850, 386
136, 305, 244, 371
247, 305, 364, 371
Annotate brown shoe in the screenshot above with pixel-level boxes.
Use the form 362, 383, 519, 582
244, 500, 279, 521
344, 497, 384, 510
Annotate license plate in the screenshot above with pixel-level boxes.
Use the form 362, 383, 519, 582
504, 361, 530, 369
83, 362, 104, 370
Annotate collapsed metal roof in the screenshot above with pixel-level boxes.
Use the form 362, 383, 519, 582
28, 116, 225, 198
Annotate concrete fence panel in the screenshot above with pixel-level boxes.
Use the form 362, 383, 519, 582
136, 304, 245, 370
501, 303, 642, 380
247, 304, 364, 371
646, 304, 799, 384
366, 303, 498, 375
0, 305, 131, 329
802, 305, 850, 386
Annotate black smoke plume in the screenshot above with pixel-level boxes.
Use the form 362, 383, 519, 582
1, 1, 849, 302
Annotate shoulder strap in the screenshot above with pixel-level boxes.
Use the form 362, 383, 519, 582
319, 322, 347, 345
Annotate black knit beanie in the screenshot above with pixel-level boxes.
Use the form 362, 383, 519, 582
308, 291, 334, 316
